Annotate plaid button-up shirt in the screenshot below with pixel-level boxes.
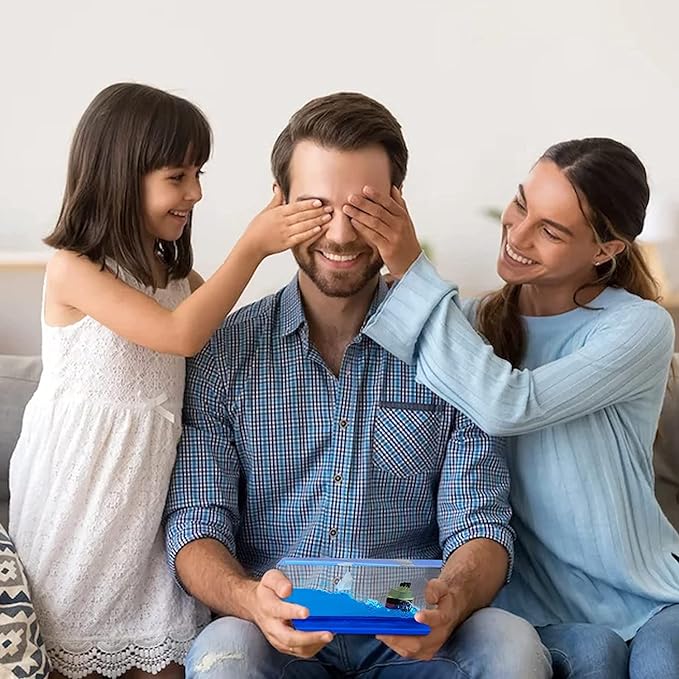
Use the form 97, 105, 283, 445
165, 277, 513, 577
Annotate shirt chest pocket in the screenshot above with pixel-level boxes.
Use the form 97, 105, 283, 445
372, 402, 443, 478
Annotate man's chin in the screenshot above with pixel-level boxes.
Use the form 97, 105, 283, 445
296, 258, 383, 298
316, 285, 368, 298
308, 273, 372, 298
293, 251, 382, 298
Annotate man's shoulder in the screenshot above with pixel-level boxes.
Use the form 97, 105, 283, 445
221, 291, 282, 334
203, 289, 284, 362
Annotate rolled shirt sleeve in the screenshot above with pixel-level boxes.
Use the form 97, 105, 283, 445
164, 336, 241, 580
438, 410, 515, 580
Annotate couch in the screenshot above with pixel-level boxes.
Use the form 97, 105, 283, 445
1, 355, 42, 527
1, 354, 678, 531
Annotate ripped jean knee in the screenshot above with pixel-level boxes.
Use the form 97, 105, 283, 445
185, 617, 326, 679
186, 617, 278, 679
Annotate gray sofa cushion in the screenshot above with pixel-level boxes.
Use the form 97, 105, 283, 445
0, 356, 41, 527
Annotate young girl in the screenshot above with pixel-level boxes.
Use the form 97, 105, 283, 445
344, 138, 679, 678
8, 82, 333, 679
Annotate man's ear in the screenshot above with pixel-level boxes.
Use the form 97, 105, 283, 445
272, 182, 287, 204
595, 239, 626, 266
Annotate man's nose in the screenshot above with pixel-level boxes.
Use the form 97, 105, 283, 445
324, 208, 359, 247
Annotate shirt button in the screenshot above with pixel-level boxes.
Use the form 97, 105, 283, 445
334, 474, 343, 484
339, 419, 348, 429
329, 527, 338, 538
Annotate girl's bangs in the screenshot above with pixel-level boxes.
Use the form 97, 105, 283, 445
145, 97, 212, 171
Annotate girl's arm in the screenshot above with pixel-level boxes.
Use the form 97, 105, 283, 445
48, 194, 331, 356
364, 255, 675, 436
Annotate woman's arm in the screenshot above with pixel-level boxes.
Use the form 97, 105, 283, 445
365, 255, 675, 436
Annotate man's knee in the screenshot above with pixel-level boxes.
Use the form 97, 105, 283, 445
185, 618, 272, 679
448, 607, 552, 679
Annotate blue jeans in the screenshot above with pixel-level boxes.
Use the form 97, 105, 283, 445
629, 604, 679, 679
537, 604, 679, 678
186, 607, 552, 678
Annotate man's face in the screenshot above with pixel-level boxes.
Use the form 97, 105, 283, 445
287, 141, 391, 297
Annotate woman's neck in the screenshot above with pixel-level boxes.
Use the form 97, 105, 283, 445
518, 282, 606, 317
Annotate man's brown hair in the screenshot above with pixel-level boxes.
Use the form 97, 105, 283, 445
271, 92, 408, 199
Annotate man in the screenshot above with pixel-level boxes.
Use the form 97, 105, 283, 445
164, 93, 551, 678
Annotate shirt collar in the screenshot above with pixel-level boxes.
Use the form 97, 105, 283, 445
279, 274, 390, 339
279, 276, 307, 337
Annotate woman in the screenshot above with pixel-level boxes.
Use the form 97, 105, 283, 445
341, 138, 679, 678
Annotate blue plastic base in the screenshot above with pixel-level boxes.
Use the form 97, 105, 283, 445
292, 616, 431, 636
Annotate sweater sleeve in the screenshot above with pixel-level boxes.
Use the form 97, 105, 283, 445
364, 255, 675, 436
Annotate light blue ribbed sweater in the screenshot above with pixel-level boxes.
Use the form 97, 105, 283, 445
364, 254, 679, 639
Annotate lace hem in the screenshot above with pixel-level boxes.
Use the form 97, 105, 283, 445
48, 636, 193, 678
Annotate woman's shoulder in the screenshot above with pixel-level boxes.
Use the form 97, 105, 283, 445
459, 296, 480, 324
591, 288, 675, 357
599, 287, 673, 327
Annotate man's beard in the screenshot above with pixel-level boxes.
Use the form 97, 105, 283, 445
293, 248, 384, 298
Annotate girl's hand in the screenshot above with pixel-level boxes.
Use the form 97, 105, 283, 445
242, 187, 332, 259
342, 185, 422, 279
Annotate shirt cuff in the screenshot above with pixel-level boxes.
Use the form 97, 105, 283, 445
165, 509, 237, 586
442, 524, 515, 583
364, 253, 457, 365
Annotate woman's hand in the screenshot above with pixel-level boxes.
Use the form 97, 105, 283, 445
342, 185, 422, 279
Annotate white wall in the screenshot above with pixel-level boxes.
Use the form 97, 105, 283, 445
2, 0, 679, 354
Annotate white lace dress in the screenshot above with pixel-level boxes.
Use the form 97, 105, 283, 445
8, 267, 210, 678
